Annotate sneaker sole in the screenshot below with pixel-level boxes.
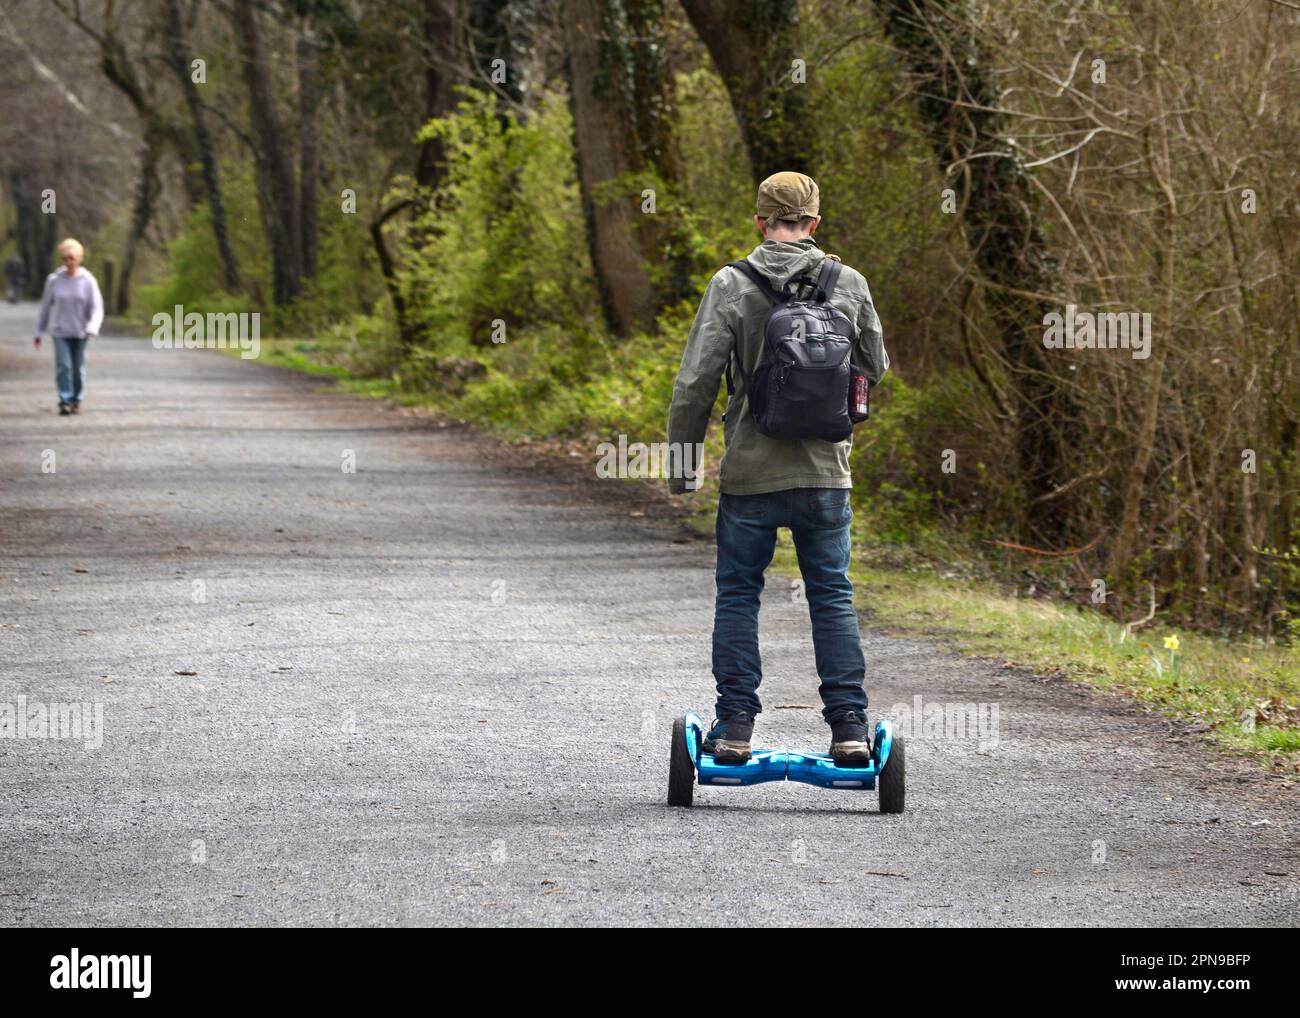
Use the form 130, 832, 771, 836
830, 740, 873, 767
712, 739, 751, 764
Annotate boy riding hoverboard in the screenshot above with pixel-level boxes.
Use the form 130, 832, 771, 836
667, 172, 889, 766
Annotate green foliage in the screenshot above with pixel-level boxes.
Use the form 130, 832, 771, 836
137, 164, 267, 318
290, 212, 390, 334
136, 161, 384, 335
388, 82, 755, 447
670, 67, 754, 273
401, 89, 600, 353
808, 26, 957, 335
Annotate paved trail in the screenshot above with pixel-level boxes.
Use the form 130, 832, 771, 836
1, 304, 1296, 927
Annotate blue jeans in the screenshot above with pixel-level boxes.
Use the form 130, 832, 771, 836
712, 488, 868, 724
54, 335, 88, 404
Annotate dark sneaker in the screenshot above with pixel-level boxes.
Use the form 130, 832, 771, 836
829, 712, 872, 767
703, 713, 754, 764
58, 402, 70, 415
69, 402, 80, 414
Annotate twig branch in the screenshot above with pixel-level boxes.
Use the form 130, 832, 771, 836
985, 532, 1104, 558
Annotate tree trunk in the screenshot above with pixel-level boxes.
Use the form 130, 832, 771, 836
100, 260, 116, 312
679, 0, 814, 182
379, 0, 469, 351
873, 0, 1078, 541
162, 0, 241, 293
1106, 12, 1176, 589
231, 0, 303, 305
563, 0, 674, 336
117, 130, 164, 314
55, 3, 195, 302
9, 170, 52, 299
470, 0, 526, 110
297, 31, 321, 281
370, 200, 419, 351
415, 0, 463, 189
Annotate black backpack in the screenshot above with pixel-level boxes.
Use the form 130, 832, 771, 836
725, 256, 856, 442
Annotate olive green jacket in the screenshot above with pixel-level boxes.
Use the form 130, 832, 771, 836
667, 238, 888, 495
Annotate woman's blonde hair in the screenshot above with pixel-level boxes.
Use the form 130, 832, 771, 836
57, 238, 84, 260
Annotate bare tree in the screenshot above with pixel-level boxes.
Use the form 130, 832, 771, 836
162, 0, 241, 292
53, 0, 192, 312
871, 0, 1081, 542
230, 0, 304, 305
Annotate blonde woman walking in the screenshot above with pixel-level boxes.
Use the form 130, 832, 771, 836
34, 238, 104, 415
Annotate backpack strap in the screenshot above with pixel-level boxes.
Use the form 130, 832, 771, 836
727, 260, 785, 305
723, 260, 776, 397
733, 256, 842, 304
813, 255, 843, 303
725, 332, 748, 397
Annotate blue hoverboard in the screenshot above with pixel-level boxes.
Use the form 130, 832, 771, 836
667, 713, 905, 813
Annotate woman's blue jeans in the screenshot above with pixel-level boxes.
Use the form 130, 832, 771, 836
54, 335, 88, 404
712, 488, 868, 724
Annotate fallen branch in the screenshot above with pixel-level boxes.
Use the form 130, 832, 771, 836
984, 532, 1104, 558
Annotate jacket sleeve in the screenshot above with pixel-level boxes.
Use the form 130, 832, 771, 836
35, 275, 53, 336
667, 271, 737, 493
852, 280, 889, 387
85, 273, 105, 336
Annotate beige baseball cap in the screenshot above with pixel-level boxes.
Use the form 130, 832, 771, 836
756, 171, 820, 221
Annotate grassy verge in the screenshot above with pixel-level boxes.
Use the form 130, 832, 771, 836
782, 540, 1298, 771
236, 336, 1300, 773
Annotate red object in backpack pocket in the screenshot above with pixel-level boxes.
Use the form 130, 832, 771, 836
849, 371, 871, 423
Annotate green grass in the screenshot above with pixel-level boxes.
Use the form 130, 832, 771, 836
255, 341, 352, 380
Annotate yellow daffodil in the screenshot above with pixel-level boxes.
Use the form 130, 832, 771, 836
1164, 635, 1180, 651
